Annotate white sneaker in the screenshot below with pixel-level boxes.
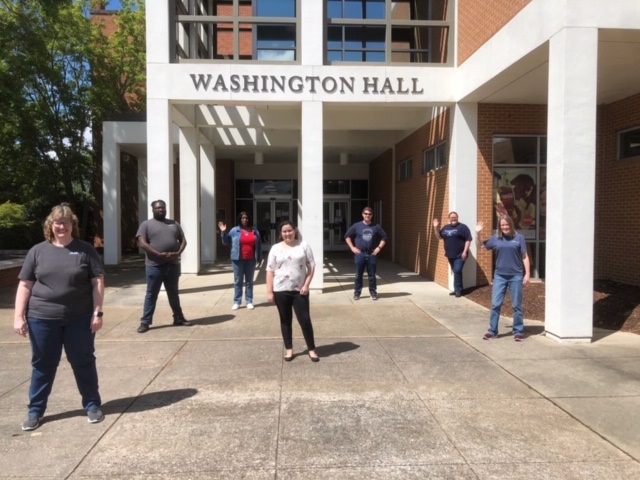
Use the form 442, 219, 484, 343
231, 303, 239, 310
247, 303, 254, 310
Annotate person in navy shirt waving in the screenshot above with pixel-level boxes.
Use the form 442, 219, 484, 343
476, 215, 530, 341
433, 212, 472, 297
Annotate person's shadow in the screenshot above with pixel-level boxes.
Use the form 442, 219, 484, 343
313, 341, 360, 358
38, 388, 198, 426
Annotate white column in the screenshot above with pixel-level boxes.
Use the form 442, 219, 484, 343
102, 122, 121, 265
300, 101, 324, 290
137, 155, 148, 226
300, 0, 323, 65
200, 143, 216, 262
147, 0, 171, 64
146, 98, 174, 216
179, 126, 201, 274
449, 103, 478, 290
545, 27, 598, 343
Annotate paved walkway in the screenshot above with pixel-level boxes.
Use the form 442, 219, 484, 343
1, 253, 640, 479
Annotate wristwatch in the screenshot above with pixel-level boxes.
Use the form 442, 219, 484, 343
93, 311, 103, 318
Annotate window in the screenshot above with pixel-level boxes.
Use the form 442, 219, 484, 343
175, 0, 298, 62
326, 0, 450, 64
619, 126, 640, 160
397, 158, 412, 181
422, 142, 447, 173
492, 135, 547, 279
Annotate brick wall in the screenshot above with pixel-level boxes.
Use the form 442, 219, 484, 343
370, 149, 394, 258
215, 158, 235, 256
596, 93, 640, 285
457, 0, 531, 66
392, 109, 450, 285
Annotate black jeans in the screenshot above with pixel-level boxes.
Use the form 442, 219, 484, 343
273, 291, 316, 351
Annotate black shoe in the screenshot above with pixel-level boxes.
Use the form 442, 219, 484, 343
173, 318, 192, 326
308, 353, 320, 363
371, 293, 378, 300
353, 294, 360, 300
449, 291, 456, 295
455, 292, 462, 298
137, 323, 150, 333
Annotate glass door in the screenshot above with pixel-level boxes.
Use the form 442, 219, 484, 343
255, 198, 293, 249
323, 199, 349, 251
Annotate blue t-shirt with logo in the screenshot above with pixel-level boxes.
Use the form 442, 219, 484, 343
440, 223, 472, 259
344, 221, 387, 253
484, 233, 527, 276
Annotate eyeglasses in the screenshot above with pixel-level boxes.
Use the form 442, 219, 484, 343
363, 212, 373, 216
53, 221, 72, 227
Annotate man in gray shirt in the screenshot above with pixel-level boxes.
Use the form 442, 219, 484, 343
136, 200, 191, 333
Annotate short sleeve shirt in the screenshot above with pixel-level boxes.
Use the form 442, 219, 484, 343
484, 233, 527, 276
266, 241, 315, 292
136, 218, 184, 266
344, 221, 387, 253
439, 223, 472, 259
19, 240, 104, 320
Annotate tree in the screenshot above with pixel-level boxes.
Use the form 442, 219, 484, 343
91, 0, 146, 117
0, 0, 146, 242
0, 0, 96, 226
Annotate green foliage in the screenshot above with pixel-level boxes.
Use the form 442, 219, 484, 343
0, 0, 95, 221
0, 201, 41, 248
0, 201, 26, 227
91, 0, 146, 117
0, 0, 146, 235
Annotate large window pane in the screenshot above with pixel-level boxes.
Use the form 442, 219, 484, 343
256, 24, 295, 48
391, 0, 448, 21
345, 26, 385, 49
337, 0, 384, 19
493, 137, 538, 164
351, 180, 368, 198
257, 0, 295, 17
323, 180, 351, 195
493, 166, 537, 239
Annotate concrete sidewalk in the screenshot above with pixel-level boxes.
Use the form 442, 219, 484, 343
1, 253, 640, 479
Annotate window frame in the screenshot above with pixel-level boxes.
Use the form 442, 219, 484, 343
325, 0, 452, 65
618, 125, 640, 160
422, 141, 447, 173
397, 157, 413, 181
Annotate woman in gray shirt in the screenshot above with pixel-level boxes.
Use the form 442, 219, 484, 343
14, 204, 105, 431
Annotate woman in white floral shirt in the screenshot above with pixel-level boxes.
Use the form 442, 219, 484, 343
266, 221, 319, 362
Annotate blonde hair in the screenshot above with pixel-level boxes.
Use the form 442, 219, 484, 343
43, 204, 80, 242
497, 215, 515, 238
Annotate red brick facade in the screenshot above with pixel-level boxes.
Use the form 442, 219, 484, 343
369, 149, 394, 258
457, 0, 531, 66
390, 109, 451, 285
595, 93, 640, 285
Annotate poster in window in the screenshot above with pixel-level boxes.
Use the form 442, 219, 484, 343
493, 167, 537, 239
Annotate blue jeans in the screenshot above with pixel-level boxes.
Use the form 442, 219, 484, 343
354, 253, 378, 295
489, 273, 524, 336
232, 259, 257, 304
141, 263, 184, 325
448, 257, 465, 294
27, 314, 101, 417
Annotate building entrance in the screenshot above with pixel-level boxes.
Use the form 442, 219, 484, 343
255, 197, 293, 249
323, 198, 349, 251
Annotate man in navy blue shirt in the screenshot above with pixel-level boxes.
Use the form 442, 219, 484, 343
345, 207, 387, 300
433, 212, 472, 297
